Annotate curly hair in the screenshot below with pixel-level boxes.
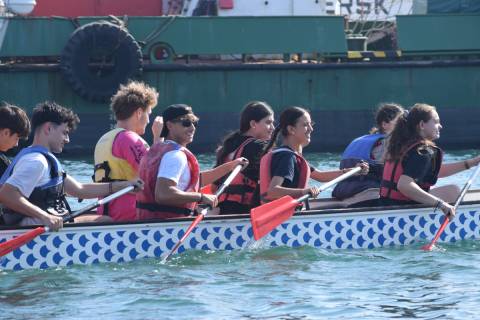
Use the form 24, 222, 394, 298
110, 81, 159, 120
31, 101, 80, 132
0, 102, 31, 138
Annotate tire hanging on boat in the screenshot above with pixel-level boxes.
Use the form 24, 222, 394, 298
60, 21, 143, 103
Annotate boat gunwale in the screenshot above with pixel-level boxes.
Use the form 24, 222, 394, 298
2, 197, 480, 233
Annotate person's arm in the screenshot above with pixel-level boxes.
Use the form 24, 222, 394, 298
397, 175, 455, 219
266, 175, 317, 200
155, 150, 217, 207
151, 116, 164, 145
264, 153, 318, 200
310, 161, 369, 182
200, 157, 248, 186
64, 175, 138, 199
310, 168, 345, 182
439, 156, 480, 178
0, 184, 63, 230
0, 153, 63, 229
400, 150, 455, 218
154, 177, 209, 206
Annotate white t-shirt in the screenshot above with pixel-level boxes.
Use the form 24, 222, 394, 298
157, 149, 191, 191
5, 153, 53, 197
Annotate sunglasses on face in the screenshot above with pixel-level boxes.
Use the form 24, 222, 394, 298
173, 118, 198, 128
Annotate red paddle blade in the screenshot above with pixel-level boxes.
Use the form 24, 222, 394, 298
421, 243, 434, 251
0, 226, 46, 257
250, 196, 299, 240
200, 184, 213, 195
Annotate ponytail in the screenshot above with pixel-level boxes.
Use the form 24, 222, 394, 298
263, 126, 281, 156
370, 102, 404, 134
262, 106, 308, 156
215, 131, 242, 166
386, 103, 436, 161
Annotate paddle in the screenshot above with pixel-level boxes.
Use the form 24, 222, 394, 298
162, 164, 243, 262
421, 163, 480, 251
0, 185, 135, 257
250, 166, 362, 240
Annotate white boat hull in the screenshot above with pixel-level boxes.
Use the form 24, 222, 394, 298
1, 203, 480, 271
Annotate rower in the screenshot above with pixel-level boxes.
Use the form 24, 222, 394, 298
136, 104, 248, 220
0, 103, 31, 225
259, 107, 369, 209
380, 103, 480, 219
332, 103, 404, 207
214, 101, 274, 215
93, 81, 162, 222
0, 101, 140, 229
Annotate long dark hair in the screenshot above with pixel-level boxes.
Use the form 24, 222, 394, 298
369, 103, 404, 134
386, 103, 436, 161
216, 101, 273, 163
263, 106, 308, 155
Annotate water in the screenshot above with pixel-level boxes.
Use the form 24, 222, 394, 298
2, 150, 480, 319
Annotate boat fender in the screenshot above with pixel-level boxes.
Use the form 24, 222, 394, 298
60, 21, 143, 103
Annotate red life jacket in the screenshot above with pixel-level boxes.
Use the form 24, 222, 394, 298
259, 148, 310, 204
136, 141, 200, 220
380, 142, 443, 201
218, 138, 258, 206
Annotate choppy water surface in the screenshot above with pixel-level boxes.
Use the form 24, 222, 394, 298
2, 150, 480, 319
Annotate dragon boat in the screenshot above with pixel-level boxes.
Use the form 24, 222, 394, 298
1, 190, 480, 271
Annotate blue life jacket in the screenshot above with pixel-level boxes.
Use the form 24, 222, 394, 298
0, 146, 70, 225
340, 133, 384, 167
333, 133, 385, 200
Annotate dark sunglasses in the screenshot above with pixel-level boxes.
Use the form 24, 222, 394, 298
173, 119, 198, 128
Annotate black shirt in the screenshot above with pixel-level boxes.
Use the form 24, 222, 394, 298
270, 146, 302, 188
402, 144, 441, 186
218, 134, 267, 182
380, 144, 441, 206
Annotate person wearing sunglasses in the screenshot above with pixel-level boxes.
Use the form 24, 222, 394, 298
93, 81, 162, 222
136, 104, 248, 220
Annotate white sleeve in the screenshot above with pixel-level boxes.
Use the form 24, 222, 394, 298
157, 150, 188, 185
5, 153, 49, 198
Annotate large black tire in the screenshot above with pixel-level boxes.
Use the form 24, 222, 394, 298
60, 22, 143, 103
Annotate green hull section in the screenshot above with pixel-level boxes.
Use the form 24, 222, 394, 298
1, 60, 479, 153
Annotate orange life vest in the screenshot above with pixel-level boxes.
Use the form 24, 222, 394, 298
259, 148, 310, 204
380, 142, 442, 201
136, 141, 200, 220
218, 138, 258, 206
